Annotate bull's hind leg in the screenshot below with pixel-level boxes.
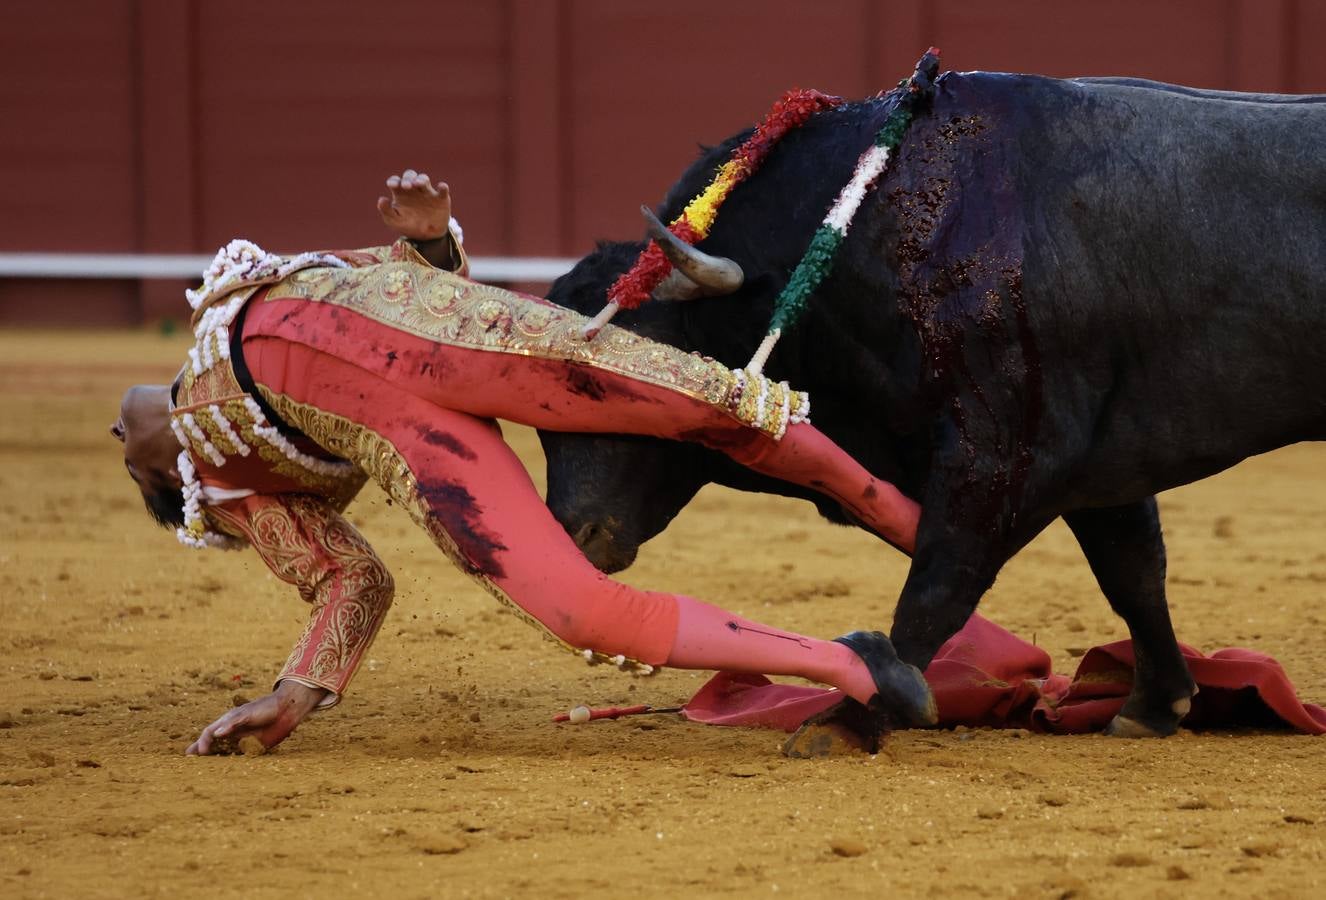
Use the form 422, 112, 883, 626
1065, 499, 1197, 737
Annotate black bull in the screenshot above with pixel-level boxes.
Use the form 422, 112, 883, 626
539, 71, 1326, 736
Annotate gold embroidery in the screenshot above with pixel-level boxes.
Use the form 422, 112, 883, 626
257, 390, 653, 672
177, 351, 244, 410
261, 256, 809, 439
173, 355, 366, 496
268, 262, 740, 409
235, 414, 366, 500
210, 496, 394, 697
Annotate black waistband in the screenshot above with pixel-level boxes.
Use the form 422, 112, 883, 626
228, 297, 295, 434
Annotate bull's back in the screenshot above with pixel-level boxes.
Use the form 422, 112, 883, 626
1009, 76, 1326, 502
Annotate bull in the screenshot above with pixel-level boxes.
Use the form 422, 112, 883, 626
539, 67, 1326, 738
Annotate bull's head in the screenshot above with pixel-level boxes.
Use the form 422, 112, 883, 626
541, 214, 763, 573
577, 207, 747, 339
541, 102, 925, 573
539, 428, 714, 573
541, 216, 868, 573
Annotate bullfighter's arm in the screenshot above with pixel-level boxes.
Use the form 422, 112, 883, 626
375, 168, 469, 276
185, 493, 395, 755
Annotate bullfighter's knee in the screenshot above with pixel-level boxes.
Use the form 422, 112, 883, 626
522, 577, 675, 666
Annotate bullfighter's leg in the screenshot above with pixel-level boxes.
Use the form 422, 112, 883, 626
245, 297, 921, 553
404, 353, 921, 553
241, 338, 894, 708
1064, 499, 1197, 738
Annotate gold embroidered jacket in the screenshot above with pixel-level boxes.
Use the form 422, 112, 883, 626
171, 237, 459, 705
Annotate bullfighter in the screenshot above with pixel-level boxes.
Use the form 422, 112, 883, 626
111, 170, 933, 755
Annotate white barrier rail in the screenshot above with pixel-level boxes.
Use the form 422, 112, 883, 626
0, 253, 578, 283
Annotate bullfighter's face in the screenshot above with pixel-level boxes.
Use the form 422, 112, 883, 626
111, 384, 185, 529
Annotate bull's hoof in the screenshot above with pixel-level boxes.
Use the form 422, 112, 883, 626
782, 698, 882, 758
1104, 715, 1169, 738
1106, 687, 1197, 738
1104, 704, 1188, 738
834, 631, 938, 727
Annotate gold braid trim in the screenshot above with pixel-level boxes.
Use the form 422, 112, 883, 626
269, 261, 809, 439
273, 262, 740, 410
173, 350, 365, 497
256, 389, 654, 672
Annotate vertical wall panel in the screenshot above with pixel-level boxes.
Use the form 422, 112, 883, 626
0, 1, 137, 251
136, 0, 198, 252
508, 0, 567, 257
1290, 0, 1326, 94
564, 0, 878, 252
1227, 0, 1294, 93
191, 0, 508, 254
924, 0, 1233, 87
135, 0, 200, 319
871, 1, 931, 90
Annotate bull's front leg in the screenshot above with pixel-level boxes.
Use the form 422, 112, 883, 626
887, 433, 1073, 681
888, 505, 1022, 676
784, 456, 1034, 756
1064, 499, 1197, 737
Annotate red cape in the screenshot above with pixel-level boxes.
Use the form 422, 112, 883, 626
680, 614, 1326, 735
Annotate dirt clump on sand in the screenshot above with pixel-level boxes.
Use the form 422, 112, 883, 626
2, 331, 1324, 898
236, 736, 267, 757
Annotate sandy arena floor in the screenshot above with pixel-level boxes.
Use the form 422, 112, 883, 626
1, 330, 1323, 899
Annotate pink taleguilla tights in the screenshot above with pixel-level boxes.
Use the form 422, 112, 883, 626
243, 298, 920, 705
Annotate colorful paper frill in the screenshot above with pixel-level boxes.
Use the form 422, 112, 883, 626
606, 88, 844, 312
746, 48, 941, 374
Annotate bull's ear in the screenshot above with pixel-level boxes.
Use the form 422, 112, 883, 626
641, 206, 744, 298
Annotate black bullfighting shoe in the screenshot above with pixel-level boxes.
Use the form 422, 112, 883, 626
781, 630, 937, 759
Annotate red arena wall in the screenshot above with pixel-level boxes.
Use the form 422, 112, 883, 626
1, 0, 1322, 324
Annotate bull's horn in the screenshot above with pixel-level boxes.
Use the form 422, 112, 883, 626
651, 268, 703, 301
641, 206, 744, 296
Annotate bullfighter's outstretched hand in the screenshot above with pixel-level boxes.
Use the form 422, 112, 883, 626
185, 680, 326, 756
376, 169, 452, 240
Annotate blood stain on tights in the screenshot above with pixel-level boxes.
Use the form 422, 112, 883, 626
416, 479, 509, 579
